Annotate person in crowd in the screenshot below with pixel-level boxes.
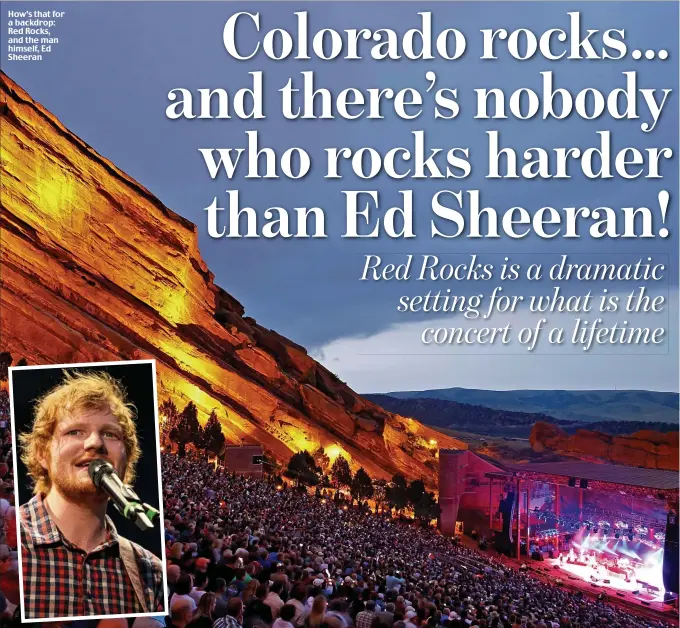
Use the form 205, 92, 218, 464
243, 583, 274, 628
273, 604, 297, 628
241, 579, 259, 607
170, 598, 196, 628
287, 584, 308, 627
303, 595, 327, 628
190, 592, 217, 628
213, 578, 229, 619
214, 597, 245, 628
355, 601, 377, 628
191, 571, 210, 605
377, 602, 395, 626
325, 599, 352, 628
264, 580, 285, 619
172, 573, 198, 613
168, 564, 182, 598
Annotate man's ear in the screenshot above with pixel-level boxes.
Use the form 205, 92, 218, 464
36, 446, 49, 472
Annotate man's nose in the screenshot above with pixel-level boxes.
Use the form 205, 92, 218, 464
84, 431, 107, 452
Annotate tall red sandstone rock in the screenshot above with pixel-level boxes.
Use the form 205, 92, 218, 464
530, 421, 678, 471
0, 72, 465, 487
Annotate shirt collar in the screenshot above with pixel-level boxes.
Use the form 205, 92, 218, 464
23, 493, 119, 548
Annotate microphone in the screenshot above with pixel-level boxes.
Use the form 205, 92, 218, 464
88, 459, 159, 531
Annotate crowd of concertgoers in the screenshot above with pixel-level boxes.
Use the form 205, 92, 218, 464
0, 381, 674, 628
161, 455, 675, 628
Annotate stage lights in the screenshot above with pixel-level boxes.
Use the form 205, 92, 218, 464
529, 508, 663, 546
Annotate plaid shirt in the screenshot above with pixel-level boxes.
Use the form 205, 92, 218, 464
20, 493, 165, 619
213, 617, 242, 628
355, 611, 377, 628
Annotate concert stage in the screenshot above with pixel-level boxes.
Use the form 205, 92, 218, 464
458, 533, 678, 625
551, 556, 665, 602
438, 451, 679, 608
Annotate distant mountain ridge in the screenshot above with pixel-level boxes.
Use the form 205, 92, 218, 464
362, 394, 678, 438
367, 387, 679, 425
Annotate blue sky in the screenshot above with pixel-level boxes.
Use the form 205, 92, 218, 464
3, 2, 678, 392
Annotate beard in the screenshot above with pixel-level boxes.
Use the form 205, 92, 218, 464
49, 462, 109, 502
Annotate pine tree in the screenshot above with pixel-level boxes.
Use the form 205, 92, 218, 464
159, 399, 180, 447
284, 451, 321, 487
406, 479, 427, 507
372, 478, 388, 513
0, 353, 12, 382
173, 401, 200, 457
413, 491, 440, 522
313, 447, 330, 472
387, 474, 408, 513
330, 456, 353, 492
203, 410, 226, 457
350, 467, 374, 504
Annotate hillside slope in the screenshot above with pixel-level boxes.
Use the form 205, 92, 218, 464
382, 387, 679, 424
0, 72, 465, 487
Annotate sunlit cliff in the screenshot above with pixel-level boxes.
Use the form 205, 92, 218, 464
0, 72, 465, 487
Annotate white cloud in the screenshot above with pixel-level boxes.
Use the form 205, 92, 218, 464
310, 290, 678, 393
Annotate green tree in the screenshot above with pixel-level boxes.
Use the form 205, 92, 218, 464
406, 479, 427, 508
330, 456, 353, 492
172, 401, 200, 457
284, 451, 321, 487
0, 353, 12, 382
202, 409, 226, 457
159, 399, 180, 447
350, 467, 374, 504
386, 474, 408, 513
373, 478, 388, 513
413, 491, 440, 522
313, 447, 331, 472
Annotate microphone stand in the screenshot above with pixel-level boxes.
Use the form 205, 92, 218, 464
110, 483, 160, 531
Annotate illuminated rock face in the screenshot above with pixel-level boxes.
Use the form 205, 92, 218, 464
530, 421, 679, 471
0, 73, 465, 487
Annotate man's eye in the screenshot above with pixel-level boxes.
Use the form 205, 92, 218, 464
104, 431, 121, 439
65, 429, 82, 436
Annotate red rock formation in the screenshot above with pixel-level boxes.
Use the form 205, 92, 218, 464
0, 72, 466, 487
530, 421, 679, 470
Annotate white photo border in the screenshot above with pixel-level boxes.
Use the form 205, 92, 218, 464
8, 358, 169, 624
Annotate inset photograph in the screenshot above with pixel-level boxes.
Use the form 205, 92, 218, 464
8, 360, 168, 623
